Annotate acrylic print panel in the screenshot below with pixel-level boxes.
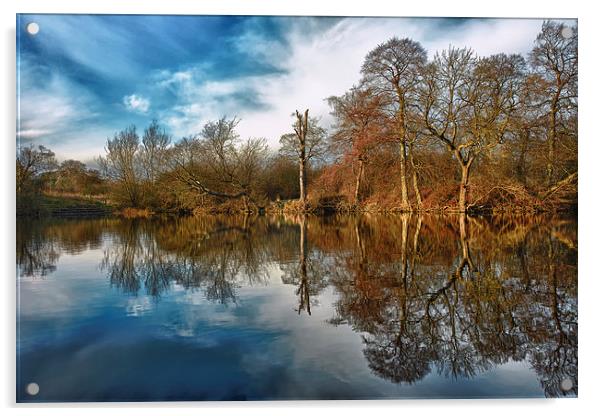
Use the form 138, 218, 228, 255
16, 14, 578, 402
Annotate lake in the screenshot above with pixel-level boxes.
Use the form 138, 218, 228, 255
16, 213, 577, 401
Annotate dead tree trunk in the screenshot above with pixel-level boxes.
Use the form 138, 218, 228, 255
295, 110, 309, 207
299, 154, 307, 204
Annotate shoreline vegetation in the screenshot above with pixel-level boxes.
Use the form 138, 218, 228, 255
17, 21, 577, 219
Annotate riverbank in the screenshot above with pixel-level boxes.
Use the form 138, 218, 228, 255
17, 192, 577, 219
266, 197, 578, 216
16, 194, 113, 218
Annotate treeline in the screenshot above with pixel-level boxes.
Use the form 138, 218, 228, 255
16, 21, 577, 215
16, 145, 108, 215
321, 20, 577, 213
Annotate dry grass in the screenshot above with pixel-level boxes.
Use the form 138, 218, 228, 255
117, 207, 154, 218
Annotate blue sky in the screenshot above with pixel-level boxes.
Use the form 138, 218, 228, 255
16, 15, 575, 164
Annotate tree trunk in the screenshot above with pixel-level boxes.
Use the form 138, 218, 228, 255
547, 113, 556, 187
400, 139, 410, 211
396, 94, 410, 212
299, 156, 306, 205
547, 90, 560, 187
242, 194, 251, 213
354, 158, 364, 205
408, 142, 422, 210
517, 128, 529, 186
296, 109, 309, 207
458, 159, 472, 213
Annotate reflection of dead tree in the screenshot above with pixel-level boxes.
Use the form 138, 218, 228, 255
297, 215, 311, 315
280, 215, 330, 315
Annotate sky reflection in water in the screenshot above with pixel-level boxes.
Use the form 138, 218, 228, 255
16, 214, 577, 401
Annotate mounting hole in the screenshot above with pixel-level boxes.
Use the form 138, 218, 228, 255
26, 22, 39, 36
560, 378, 573, 392
561, 26, 573, 39
26, 382, 39, 396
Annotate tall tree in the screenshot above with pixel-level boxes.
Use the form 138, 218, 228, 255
361, 37, 427, 211
140, 120, 170, 184
328, 86, 388, 204
420, 49, 523, 212
530, 21, 578, 187
97, 125, 141, 207
279, 110, 326, 206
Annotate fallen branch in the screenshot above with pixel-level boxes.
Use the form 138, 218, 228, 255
540, 172, 578, 201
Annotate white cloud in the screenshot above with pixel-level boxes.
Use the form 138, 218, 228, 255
156, 17, 559, 149
17, 59, 97, 146
16, 129, 52, 139
123, 94, 150, 113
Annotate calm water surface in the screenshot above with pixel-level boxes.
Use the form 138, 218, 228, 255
16, 214, 577, 401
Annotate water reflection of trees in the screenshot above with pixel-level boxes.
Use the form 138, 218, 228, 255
101, 216, 288, 303
17, 218, 109, 277
323, 214, 577, 397
17, 213, 577, 396
279, 215, 330, 315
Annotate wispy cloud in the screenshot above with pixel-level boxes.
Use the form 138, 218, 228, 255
16, 129, 52, 139
123, 94, 151, 114
17, 15, 576, 161
155, 17, 558, 147
17, 56, 98, 147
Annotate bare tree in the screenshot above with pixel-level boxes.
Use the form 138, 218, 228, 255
279, 110, 327, 206
97, 125, 141, 207
140, 120, 170, 184
420, 49, 523, 212
16, 145, 57, 194
328, 86, 388, 204
530, 21, 578, 187
169, 117, 268, 211
361, 37, 427, 211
